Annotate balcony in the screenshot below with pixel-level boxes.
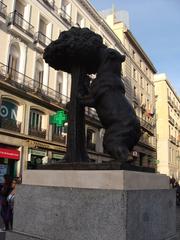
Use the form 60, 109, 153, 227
85, 108, 99, 121
52, 134, 66, 144
168, 115, 175, 125
34, 32, 51, 51
0, 62, 69, 106
29, 127, 46, 139
0, 63, 101, 122
0, 117, 21, 133
7, 11, 34, 42
139, 136, 156, 149
140, 118, 154, 135
168, 96, 174, 107
170, 135, 176, 145
87, 142, 96, 152
59, 8, 72, 26
42, 0, 55, 9
0, 1, 7, 23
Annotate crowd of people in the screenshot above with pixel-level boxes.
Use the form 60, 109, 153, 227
0, 174, 18, 231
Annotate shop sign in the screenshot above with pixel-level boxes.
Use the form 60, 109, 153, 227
0, 101, 17, 120
52, 154, 64, 159
27, 140, 66, 151
29, 149, 46, 157
50, 110, 68, 127
0, 148, 20, 160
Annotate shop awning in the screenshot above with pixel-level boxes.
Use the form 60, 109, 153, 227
0, 148, 20, 160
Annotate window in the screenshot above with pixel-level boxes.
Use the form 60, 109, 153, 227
15, 0, 24, 15
8, 43, 20, 76
0, 100, 18, 120
77, 13, 85, 28
87, 128, 96, 151
140, 59, 142, 68
38, 17, 47, 44
57, 71, 63, 94
14, 0, 25, 28
133, 86, 137, 96
133, 68, 136, 79
132, 49, 135, 59
39, 18, 47, 35
140, 76, 144, 88
29, 109, 43, 130
147, 83, 149, 93
61, 0, 71, 23
35, 59, 44, 89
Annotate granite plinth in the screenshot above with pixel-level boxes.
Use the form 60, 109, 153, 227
6, 171, 176, 240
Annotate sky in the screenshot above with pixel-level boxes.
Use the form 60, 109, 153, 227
90, 0, 180, 95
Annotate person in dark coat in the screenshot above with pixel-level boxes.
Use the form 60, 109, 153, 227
0, 174, 12, 230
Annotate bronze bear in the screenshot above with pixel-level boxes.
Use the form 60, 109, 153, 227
80, 47, 141, 163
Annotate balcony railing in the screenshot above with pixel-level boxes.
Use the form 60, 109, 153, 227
42, 0, 55, 9
29, 127, 46, 139
140, 118, 154, 134
59, 8, 72, 25
0, 117, 21, 133
0, 62, 69, 106
85, 108, 99, 121
139, 136, 155, 149
34, 31, 51, 47
170, 135, 176, 145
175, 122, 178, 129
52, 134, 66, 144
168, 115, 175, 125
0, 63, 101, 122
0, 1, 7, 18
7, 11, 34, 37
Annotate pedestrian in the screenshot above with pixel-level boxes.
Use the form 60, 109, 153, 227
170, 176, 176, 188
0, 174, 12, 231
7, 179, 17, 230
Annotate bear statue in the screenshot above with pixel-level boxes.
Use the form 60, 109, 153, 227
79, 47, 141, 163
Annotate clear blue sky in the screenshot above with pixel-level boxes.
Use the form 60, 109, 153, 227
90, 0, 180, 95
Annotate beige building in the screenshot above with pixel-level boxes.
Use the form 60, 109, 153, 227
0, 0, 129, 181
101, 9, 157, 168
154, 74, 180, 180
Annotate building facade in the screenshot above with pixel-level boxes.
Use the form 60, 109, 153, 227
154, 74, 180, 181
101, 10, 157, 168
0, 0, 130, 182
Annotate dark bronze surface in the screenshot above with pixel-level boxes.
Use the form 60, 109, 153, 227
43, 27, 141, 165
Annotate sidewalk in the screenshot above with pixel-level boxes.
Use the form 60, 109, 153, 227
176, 206, 180, 239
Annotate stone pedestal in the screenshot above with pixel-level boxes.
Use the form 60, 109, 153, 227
6, 171, 176, 240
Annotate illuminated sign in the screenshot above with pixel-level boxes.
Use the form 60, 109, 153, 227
0, 100, 17, 120
50, 110, 68, 127
0, 148, 20, 160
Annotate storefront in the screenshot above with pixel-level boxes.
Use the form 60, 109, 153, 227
51, 152, 65, 163
27, 149, 48, 169
0, 147, 20, 184
27, 140, 66, 169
